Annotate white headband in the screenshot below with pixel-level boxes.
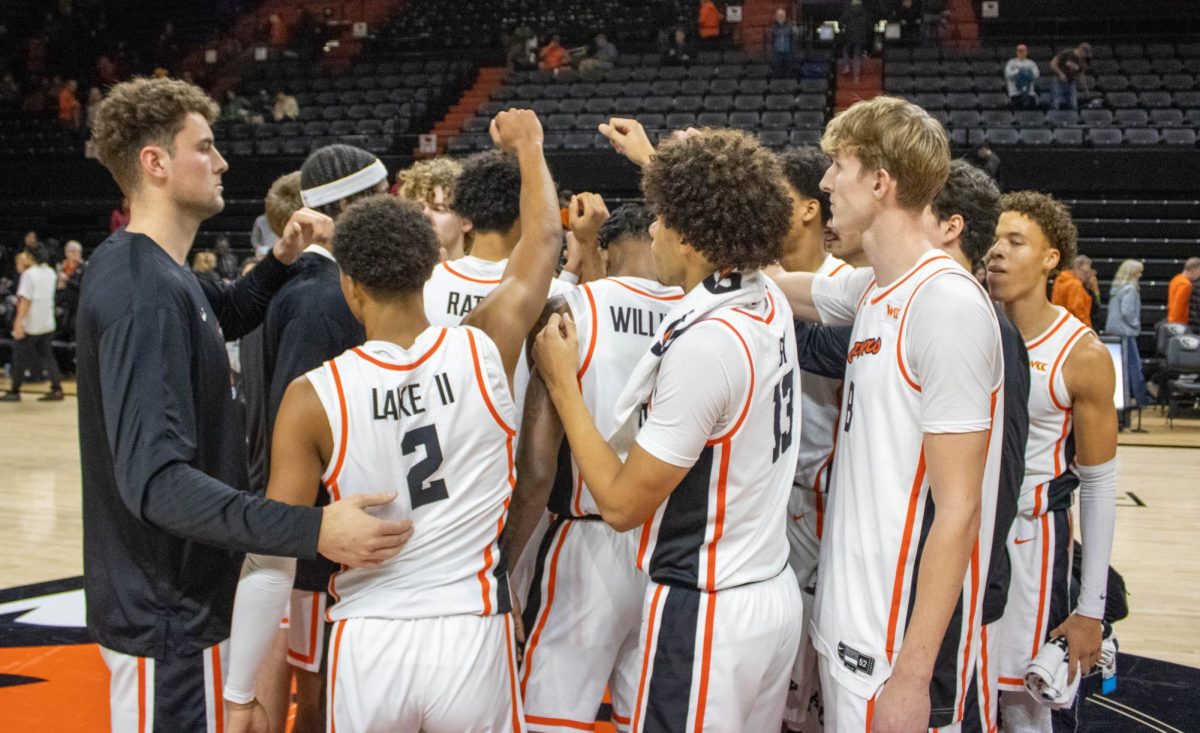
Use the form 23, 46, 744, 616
300, 159, 388, 208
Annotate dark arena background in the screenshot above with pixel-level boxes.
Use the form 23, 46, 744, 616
1, 0, 1198, 731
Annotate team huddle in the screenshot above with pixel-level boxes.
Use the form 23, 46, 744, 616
78, 77, 1118, 733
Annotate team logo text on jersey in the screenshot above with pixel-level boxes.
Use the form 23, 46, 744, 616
445, 291, 486, 317
885, 304, 901, 320
1030, 360, 1048, 372
371, 372, 457, 420
610, 306, 667, 336
846, 337, 882, 364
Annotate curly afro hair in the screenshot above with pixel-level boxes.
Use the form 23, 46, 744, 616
332, 195, 439, 296
777, 146, 832, 223
598, 203, 655, 248
451, 150, 521, 234
1000, 191, 1078, 272
932, 160, 1000, 269
92, 77, 218, 196
641, 129, 791, 271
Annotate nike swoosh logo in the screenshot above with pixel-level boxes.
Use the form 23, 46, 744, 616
1014, 537, 1036, 545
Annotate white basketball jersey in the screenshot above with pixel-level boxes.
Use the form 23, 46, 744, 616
306, 326, 516, 622
422, 255, 570, 430
1020, 306, 1091, 517
793, 255, 853, 534
635, 282, 801, 591
549, 276, 684, 518
811, 252, 1004, 707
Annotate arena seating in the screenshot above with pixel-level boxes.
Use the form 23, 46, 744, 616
884, 42, 1200, 147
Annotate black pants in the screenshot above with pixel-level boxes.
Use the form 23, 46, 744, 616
11, 332, 62, 392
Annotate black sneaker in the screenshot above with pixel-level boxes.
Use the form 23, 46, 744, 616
38, 390, 64, 402
0, 392, 19, 402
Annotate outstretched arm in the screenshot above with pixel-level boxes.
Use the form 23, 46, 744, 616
465, 109, 563, 384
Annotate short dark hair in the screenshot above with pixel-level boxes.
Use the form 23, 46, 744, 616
598, 203, 655, 248
777, 146, 832, 224
28, 243, 49, 265
301, 144, 384, 218
642, 129, 791, 270
451, 151, 521, 234
1000, 191, 1078, 272
931, 159, 1001, 268
333, 195, 439, 296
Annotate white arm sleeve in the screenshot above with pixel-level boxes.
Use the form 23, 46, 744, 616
906, 276, 1000, 433
635, 323, 745, 468
224, 553, 296, 704
1074, 458, 1117, 620
812, 267, 875, 326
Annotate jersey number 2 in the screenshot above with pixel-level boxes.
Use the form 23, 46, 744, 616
772, 371, 795, 463
402, 424, 450, 509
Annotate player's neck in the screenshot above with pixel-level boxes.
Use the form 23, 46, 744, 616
469, 232, 515, 262
937, 240, 970, 270
1004, 287, 1059, 341
780, 229, 827, 273
861, 208, 934, 286
606, 245, 658, 281
124, 195, 203, 267
361, 292, 432, 348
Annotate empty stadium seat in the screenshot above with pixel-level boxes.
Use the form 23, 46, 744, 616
1162, 128, 1197, 145
765, 94, 795, 111
1087, 128, 1123, 146
1019, 128, 1054, 145
1014, 110, 1047, 127
735, 95, 765, 112
985, 128, 1020, 145
950, 110, 982, 128
946, 93, 978, 109
704, 95, 734, 112
794, 111, 825, 129
977, 93, 1010, 110
761, 111, 792, 130
1139, 91, 1173, 108
1115, 109, 1149, 127
795, 95, 826, 111
790, 129, 822, 145
1081, 109, 1114, 126
666, 112, 697, 128
729, 112, 760, 130
758, 130, 789, 149
1124, 128, 1161, 145
1106, 92, 1138, 108
1151, 109, 1184, 126
643, 97, 673, 113
546, 114, 574, 131
982, 110, 1015, 126
1047, 110, 1080, 127
673, 96, 703, 112
697, 112, 729, 127
638, 113, 666, 129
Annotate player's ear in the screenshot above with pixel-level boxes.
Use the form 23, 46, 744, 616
1045, 246, 1061, 273
801, 198, 820, 224
138, 144, 170, 185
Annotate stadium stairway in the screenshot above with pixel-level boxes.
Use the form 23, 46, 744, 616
424, 67, 508, 156
835, 56, 884, 111
942, 0, 981, 53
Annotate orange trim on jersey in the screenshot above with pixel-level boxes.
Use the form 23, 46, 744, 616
525, 716, 595, 731
468, 330, 517, 436
631, 584, 666, 733
732, 290, 777, 324
324, 360, 350, 498
442, 259, 501, 284
870, 253, 955, 305
577, 283, 599, 380
865, 695, 877, 732
704, 318, 755, 444
829, 261, 851, 277
137, 657, 147, 733
287, 592, 321, 664
503, 616, 523, 733
612, 711, 632, 725
1048, 326, 1088, 411
1025, 310, 1071, 351
1035, 409, 1072, 515
608, 277, 685, 301
885, 450, 928, 662
692, 591, 718, 732
351, 328, 448, 371
980, 625, 996, 733
957, 540, 981, 720
477, 492, 512, 615
1032, 512, 1052, 658
211, 645, 224, 733
894, 266, 960, 393
329, 620, 346, 733
520, 520, 574, 697
636, 520, 653, 573
856, 278, 878, 312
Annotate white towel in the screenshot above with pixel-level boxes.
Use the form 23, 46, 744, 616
607, 269, 767, 451
1024, 622, 1118, 708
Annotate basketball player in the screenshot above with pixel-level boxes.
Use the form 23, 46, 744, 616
507, 203, 683, 732
774, 146, 852, 733
81, 76, 410, 732
224, 108, 561, 733
395, 156, 472, 260
256, 144, 387, 733
986, 192, 1117, 732
826, 224, 867, 267
535, 126, 803, 731
769, 96, 1004, 731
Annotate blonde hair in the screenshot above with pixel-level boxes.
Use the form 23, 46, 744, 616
821, 95, 950, 211
395, 157, 464, 203
193, 251, 217, 273
1111, 259, 1143, 288
265, 171, 303, 237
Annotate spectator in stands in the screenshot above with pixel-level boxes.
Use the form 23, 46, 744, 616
922, 0, 947, 44
191, 250, 222, 287
968, 143, 1002, 186
840, 0, 873, 82
214, 236, 239, 280
109, 197, 130, 232
56, 240, 85, 341
1050, 42, 1090, 111
57, 79, 80, 128
1, 246, 64, 402
698, 0, 722, 47
57, 240, 85, 288
1052, 253, 1098, 328
22, 230, 40, 255
1168, 257, 1200, 326
85, 86, 104, 129
894, 0, 922, 45
539, 33, 571, 71
396, 157, 472, 260
664, 27, 694, 65
579, 33, 618, 72
221, 89, 250, 122
1105, 259, 1152, 406
272, 90, 299, 122
1005, 44, 1039, 109
767, 8, 797, 77
506, 26, 538, 71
